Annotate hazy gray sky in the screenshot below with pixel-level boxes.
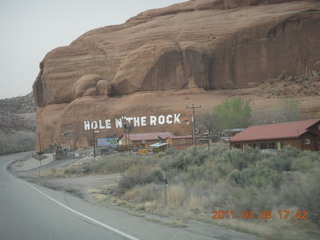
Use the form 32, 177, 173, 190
0, 0, 185, 99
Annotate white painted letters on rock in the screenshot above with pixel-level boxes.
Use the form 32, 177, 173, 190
83, 113, 182, 131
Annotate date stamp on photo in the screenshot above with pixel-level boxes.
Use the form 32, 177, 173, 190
211, 210, 309, 220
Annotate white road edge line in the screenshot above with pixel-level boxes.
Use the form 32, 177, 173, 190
8, 166, 140, 240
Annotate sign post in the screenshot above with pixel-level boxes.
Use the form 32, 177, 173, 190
93, 130, 100, 158
163, 172, 168, 207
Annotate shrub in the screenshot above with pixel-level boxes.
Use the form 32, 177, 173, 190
220, 148, 248, 170
201, 181, 233, 210
124, 183, 163, 203
277, 168, 320, 226
167, 185, 186, 208
0, 131, 35, 155
161, 146, 209, 171
207, 142, 229, 157
227, 169, 250, 186
292, 150, 320, 171
164, 147, 175, 155
64, 167, 80, 176
187, 194, 204, 211
227, 167, 279, 188
118, 164, 163, 192
250, 167, 280, 188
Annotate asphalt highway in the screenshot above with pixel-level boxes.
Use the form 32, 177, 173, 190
0, 152, 260, 240
0, 152, 139, 240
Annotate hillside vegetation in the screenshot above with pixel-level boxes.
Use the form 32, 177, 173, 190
0, 92, 36, 155
0, 92, 35, 115
49, 144, 320, 240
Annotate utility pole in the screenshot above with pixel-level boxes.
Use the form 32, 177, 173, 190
124, 122, 133, 152
186, 104, 201, 146
124, 123, 129, 151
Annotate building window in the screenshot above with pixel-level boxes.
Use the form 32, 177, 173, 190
268, 142, 276, 149
304, 139, 311, 145
260, 143, 267, 149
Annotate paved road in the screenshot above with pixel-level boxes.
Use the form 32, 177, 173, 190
0, 152, 134, 240
0, 152, 260, 240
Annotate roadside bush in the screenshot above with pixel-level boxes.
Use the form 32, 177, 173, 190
167, 185, 186, 208
64, 167, 81, 176
185, 165, 207, 183
118, 164, 163, 192
220, 147, 264, 171
268, 146, 299, 172
250, 167, 280, 188
292, 156, 314, 171
292, 150, 319, 171
277, 168, 320, 225
208, 142, 229, 156
164, 147, 175, 155
221, 148, 249, 170
201, 181, 233, 210
227, 166, 279, 188
161, 146, 209, 171
227, 168, 251, 186
124, 183, 163, 203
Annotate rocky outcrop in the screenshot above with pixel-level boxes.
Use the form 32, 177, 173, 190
127, 0, 301, 22
72, 74, 111, 99
32, 0, 320, 150
33, 0, 320, 107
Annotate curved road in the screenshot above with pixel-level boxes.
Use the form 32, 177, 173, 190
0, 152, 260, 240
0, 152, 135, 240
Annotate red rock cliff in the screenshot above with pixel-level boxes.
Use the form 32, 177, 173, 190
33, 0, 320, 150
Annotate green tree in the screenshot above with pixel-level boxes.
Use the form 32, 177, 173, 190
252, 98, 301, 125
282, 98, 301, 122
214, 98, 252, 129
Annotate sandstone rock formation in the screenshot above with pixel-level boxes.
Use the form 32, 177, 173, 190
72, 74, 111, 99
33, 0, 320, 150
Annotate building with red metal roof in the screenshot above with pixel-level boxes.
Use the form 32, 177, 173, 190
119, 132, 174, 148
230, 119, 320, 151
127, 132, 174, 142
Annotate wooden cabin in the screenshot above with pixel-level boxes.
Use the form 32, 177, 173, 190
230, 119, 320, 151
